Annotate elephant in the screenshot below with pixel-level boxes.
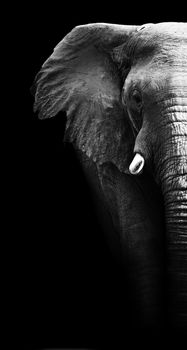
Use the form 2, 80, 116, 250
32, 22, 187, 329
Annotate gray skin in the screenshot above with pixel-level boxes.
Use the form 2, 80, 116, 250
32, 22, 187, 328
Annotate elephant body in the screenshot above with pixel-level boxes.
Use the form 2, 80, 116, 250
78, 152, 166, 327
32, 22, 187, 329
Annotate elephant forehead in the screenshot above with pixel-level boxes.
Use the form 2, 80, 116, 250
152, 22, 187, 36
130, 23, 187, 62
138, 22, 187, 41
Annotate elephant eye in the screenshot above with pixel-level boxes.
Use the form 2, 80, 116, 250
131, 89, 143, 110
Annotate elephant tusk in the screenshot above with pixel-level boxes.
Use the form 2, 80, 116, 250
129, 153, 145, 175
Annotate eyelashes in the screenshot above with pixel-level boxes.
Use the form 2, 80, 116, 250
122, 87, 143, 112
131, 89, 143, 110
122, 87, 143, 134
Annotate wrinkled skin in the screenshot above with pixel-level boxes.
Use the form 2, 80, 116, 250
32, 22, 187, 329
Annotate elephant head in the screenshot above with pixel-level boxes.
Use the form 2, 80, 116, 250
32, 22, 187, 328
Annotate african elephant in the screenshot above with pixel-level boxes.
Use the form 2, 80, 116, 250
32, 22, 187, 329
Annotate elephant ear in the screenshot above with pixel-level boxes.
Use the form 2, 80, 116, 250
33, 23, 139, 172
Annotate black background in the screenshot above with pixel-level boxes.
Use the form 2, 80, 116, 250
18, 3, 186, 348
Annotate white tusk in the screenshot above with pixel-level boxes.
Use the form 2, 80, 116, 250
129, 153, 145, 175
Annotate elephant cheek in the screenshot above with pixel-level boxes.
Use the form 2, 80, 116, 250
131, 122, 153, 173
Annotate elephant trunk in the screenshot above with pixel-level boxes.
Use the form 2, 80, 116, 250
162, 156, 187, 328
155, 108, 187, 327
